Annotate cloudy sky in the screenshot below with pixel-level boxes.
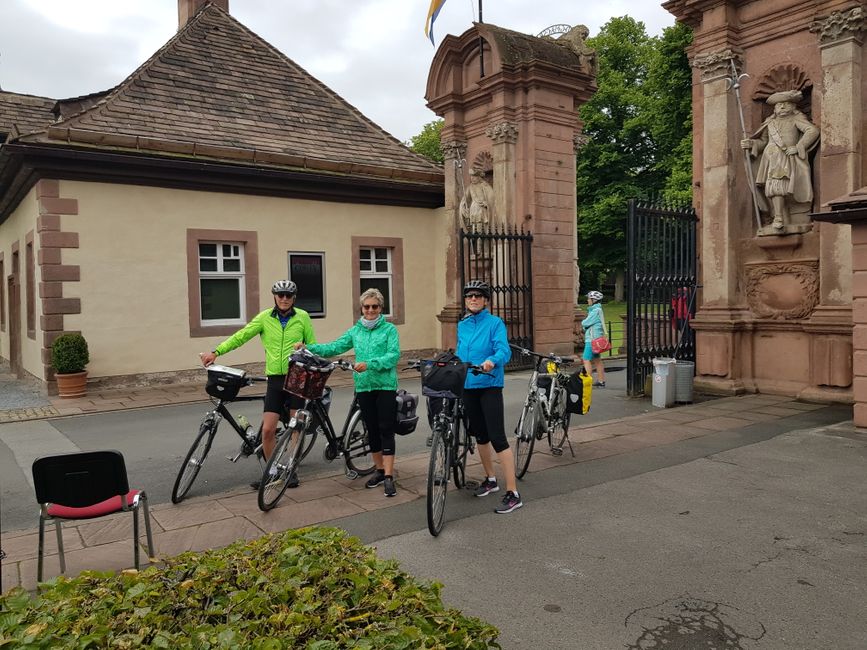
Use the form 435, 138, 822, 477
1, 0, 677, 142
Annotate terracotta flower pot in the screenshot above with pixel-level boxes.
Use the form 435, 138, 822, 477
56, 371, 88, 398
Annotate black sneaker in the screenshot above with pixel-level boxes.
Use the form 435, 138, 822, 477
495, 491, 523, 514
474, 478, 499, 497
383, 477, 396, 497
593, 381, 606, 388
366, 471, 386, 489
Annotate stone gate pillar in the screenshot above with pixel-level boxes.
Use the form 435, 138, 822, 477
427, 22, 596, 354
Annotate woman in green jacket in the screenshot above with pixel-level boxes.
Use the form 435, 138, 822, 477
299, 289, 401, 497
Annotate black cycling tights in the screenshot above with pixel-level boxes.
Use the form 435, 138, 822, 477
356, 390, 397, 456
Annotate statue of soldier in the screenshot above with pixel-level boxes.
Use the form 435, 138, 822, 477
741, 90, 820, 232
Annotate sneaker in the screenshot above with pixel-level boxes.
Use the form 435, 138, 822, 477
593, 381, 606, 388
383, 476, 397, 497
495, 491, 523, 514
366, 471, 386, 489
474, 478, 499, 497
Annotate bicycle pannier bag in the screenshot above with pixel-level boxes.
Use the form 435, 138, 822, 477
590, 336, 612, 354
284, 351, 334, 400
565, 370, 593, 415
205, 365, 247, 400
394, 389, 420, 435
421, 351, 468, 399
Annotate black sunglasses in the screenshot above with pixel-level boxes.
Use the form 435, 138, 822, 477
274, 292, 295, 299
465, 292, 486, 299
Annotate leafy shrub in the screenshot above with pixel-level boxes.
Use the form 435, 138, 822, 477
0, 527, 500, 649
50, 333, 89, 374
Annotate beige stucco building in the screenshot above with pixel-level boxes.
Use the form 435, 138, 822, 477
0, 1, 445, 392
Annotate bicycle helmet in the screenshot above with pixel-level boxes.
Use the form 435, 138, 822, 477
587, 290, 603, 302
463, 279, 491, 298
271, 280, 297, 295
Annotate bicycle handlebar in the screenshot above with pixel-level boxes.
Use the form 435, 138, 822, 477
405, 358, 489, 375
509, 344, 574, 366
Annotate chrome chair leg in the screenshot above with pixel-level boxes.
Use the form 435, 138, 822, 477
54, 519, 66, 575
141, 492, 155, 560
37, 515, 45, 582
132, 507, 140, 569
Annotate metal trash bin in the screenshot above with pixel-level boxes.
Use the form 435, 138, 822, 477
651, 357, 676, 408
674, 360, 695, 403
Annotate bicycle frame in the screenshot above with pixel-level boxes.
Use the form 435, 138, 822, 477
292, 393, 372, 479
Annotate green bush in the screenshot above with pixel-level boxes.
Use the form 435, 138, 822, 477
0, 527, 500, 649
50, 333, 89, 374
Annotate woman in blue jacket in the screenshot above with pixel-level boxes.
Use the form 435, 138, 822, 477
298, 288, 401, 497
456, 280, 521, 514
581, 290, 607, 387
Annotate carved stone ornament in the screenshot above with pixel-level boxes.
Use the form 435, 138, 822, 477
692, 48, 743, 81
810, 6, 867, 44
573, 132, 589, 154
471, 150, 494, 175
485, 121, 518, 144
441, 140, 467, 161
744, 261, 819, 320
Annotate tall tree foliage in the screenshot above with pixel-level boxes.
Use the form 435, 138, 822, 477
406, 119, 444, 163
577, 18, 693, 293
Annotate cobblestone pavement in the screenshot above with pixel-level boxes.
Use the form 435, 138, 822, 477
0, 363, 51, 412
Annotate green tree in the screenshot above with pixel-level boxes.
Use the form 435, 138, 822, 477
576, 18, 693, 293
406, 119, 444, 163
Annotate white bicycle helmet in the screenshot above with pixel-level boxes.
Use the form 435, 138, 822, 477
587, 290, 603, 302
271, 280, 297, 295
463, 279, 491, 298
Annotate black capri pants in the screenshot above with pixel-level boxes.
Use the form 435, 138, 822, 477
356, 390, 397, 456
462, 387, 509, 453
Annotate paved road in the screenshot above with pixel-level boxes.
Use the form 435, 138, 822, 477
0, 363, 649, 532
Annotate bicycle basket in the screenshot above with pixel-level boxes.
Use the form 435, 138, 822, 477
565, 370, 592, 415
420, 352, 467, 399
395, 389, 419, 436
205, 365, 247, 400
283, 352, 334, 400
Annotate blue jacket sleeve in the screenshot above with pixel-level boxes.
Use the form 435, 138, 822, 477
487, 318, 511, 368
581, 308, 600, 331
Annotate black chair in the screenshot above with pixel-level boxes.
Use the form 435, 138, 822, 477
32, 450, 155, 582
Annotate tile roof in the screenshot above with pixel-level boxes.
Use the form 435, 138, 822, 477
0, 91, 55, 140
20, 3, 442, 183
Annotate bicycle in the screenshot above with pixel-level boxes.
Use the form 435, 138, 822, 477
407, 358, 485, 537
171, 364, 318, 504
511, 345, 577, 479
257, 356, 375, 511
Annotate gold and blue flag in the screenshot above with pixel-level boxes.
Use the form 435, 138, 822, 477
424, 0, 448, 45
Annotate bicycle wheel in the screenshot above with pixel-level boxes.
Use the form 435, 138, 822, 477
171, 415, 217, 503
343, 408, 376, 476
258, 425, 304, 511
452, 417, 470, 489
549, 388, 569, 451
514, 402, 537, 480
426, 424, 451, 536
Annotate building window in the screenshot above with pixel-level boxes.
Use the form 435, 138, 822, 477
187, 229, 259, 338
26, 235, 35, 339
359, 247, 392, 316
288, 252, 325, 317
351, 237, 404, 325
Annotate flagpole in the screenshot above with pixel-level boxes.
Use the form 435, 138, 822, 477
478, 0, 484, 78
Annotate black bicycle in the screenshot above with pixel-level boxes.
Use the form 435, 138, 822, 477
408, 358, 485, 536
511, 345, 577, 479
257, 358, 375, 511
171, 364, 317, 504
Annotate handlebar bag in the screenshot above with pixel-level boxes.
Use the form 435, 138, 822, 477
565, 370, 592, 415
421, 351, 468, 398
205, 365, 247, 400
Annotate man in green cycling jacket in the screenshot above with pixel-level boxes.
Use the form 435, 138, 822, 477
199, 279, 316, 488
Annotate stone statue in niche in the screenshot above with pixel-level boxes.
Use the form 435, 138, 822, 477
741, 90, 819, 234
459, 168, 496, 232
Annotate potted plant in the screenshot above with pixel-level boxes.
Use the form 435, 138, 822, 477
51, 333, 90, 398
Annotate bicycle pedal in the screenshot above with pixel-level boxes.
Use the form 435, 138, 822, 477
226, 452, 243, 462
345, 470, 359, 480
551, 447, 563, 457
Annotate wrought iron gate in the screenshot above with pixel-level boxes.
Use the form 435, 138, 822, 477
460, 226, 533, 369
626, 200, 698, 396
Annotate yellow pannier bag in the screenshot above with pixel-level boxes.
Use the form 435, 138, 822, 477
565, 370, 592, 415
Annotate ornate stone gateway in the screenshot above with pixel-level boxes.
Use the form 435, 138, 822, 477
459, 226, 533, 369
626, 200, 698, 396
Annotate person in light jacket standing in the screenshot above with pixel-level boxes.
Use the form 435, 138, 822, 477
298, 288, 401, 497
456, 280, 522, 514
581, 290, 607, 387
